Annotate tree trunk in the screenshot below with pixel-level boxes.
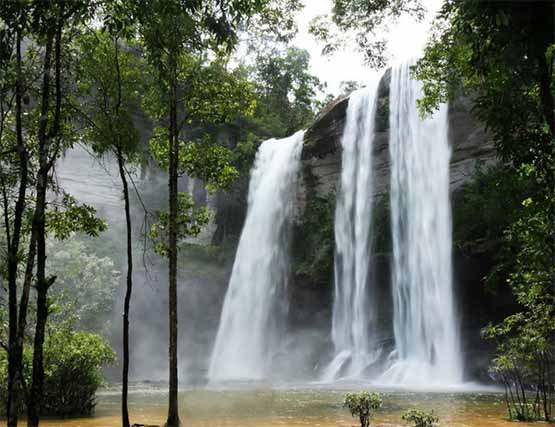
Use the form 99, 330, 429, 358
28, 9, 63, 424
16, 28, 54, 427
26, 140, 54, 427
26, 283, 51, 427
7, 28, 28, 427
117, 149, 133, 427
165, 61, 181, 427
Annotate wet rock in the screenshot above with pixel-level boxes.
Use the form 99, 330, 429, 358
298, 70, 496, 209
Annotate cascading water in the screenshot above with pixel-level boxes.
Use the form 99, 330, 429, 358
382, 61, 463, 385
322, 80, 381, 381
208, 131, 304, 382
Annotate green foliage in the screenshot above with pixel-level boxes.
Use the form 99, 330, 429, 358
232, 134, 261, 173
143, 53, 256, 124
293, 193, 335, 285
452, 165, 531, 256
149, 129, 239, 191
76, 29, 143, 160
402, 409, 438, 427
344, 391, 383, 427
481, 195, 555, 422
149, 192, 210, 256
0, 326, 115, 416
180, 141, 239, 192
46, 194, 107, 240
249, 47, 323, 136
309, 0, 424, 68
415, 2, 554, 181
46, 237, 120, 332
39, 328, 115, 416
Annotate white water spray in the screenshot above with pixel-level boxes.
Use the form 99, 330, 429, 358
383, 61, 463, 385
323, 81, 381, 381
208, 131, 304, 382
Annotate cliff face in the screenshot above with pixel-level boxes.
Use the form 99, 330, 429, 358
298, 72, 497, 212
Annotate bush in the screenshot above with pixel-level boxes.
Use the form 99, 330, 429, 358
402, 409, 439, 427
344, 391, 382, 427
0, 328, 115, 416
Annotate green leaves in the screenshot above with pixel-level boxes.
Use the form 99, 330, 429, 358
76, 30, 142, 159
46, 193, 107, 240
402, 409, 438, 427
46, 236, 120, 333
149, 129, 240, 191
344, 392, 382, 427
149, 192, 210, 257
481, 193, 555, 421
309, 0, 424, 68
0, 325, 114, 416
250, 47, 323, 137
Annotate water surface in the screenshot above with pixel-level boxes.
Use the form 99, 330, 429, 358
36, 384, 548, 427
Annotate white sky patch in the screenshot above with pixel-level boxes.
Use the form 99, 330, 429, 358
293, 0, 443, 95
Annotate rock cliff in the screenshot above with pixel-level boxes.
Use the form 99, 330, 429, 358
298, 71, 497, 214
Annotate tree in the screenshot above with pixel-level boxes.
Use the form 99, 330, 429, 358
344, 392, 382, 427
1, 1, 102, 425
135, 2, 282, 424
76, 17, 143, 425
23, 3, 98, 424
309, 0, 425, 68
248, 47, 324, 137
144, 49, 256, 427
0, 3, 31, 424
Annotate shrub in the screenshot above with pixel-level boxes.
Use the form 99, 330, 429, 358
0, 327, 115, 416
344, 391, 382, 427
402, 409, 439, 427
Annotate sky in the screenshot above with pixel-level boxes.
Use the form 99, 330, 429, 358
292, 0, 443, 95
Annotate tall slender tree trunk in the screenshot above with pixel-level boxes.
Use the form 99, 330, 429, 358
16, 28, 55, 427
7, 28, 28, 427
165, 59, 181, 427
25, 100, 50, 426
110, 34, 134, 427
117, 149, 133, 427
28, 8, 63, 424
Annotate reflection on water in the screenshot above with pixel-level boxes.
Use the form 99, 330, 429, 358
30, 384, 549, 427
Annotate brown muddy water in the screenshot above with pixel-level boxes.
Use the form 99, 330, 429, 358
16, 384, 552, 427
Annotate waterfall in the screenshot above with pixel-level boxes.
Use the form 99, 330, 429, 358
383, 61, 463, 385
322, 81, 381, 381
208, 131, 304, 382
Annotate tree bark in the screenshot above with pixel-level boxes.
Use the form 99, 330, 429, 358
28, 7, 63, 423
16, 28, 54, 427
110, 34, 134, 427
118, 148, 133, 427
7, 27, 28, 427
165, 56, 181, 427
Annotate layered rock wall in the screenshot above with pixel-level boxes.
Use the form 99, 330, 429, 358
298, 72, 497, 215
